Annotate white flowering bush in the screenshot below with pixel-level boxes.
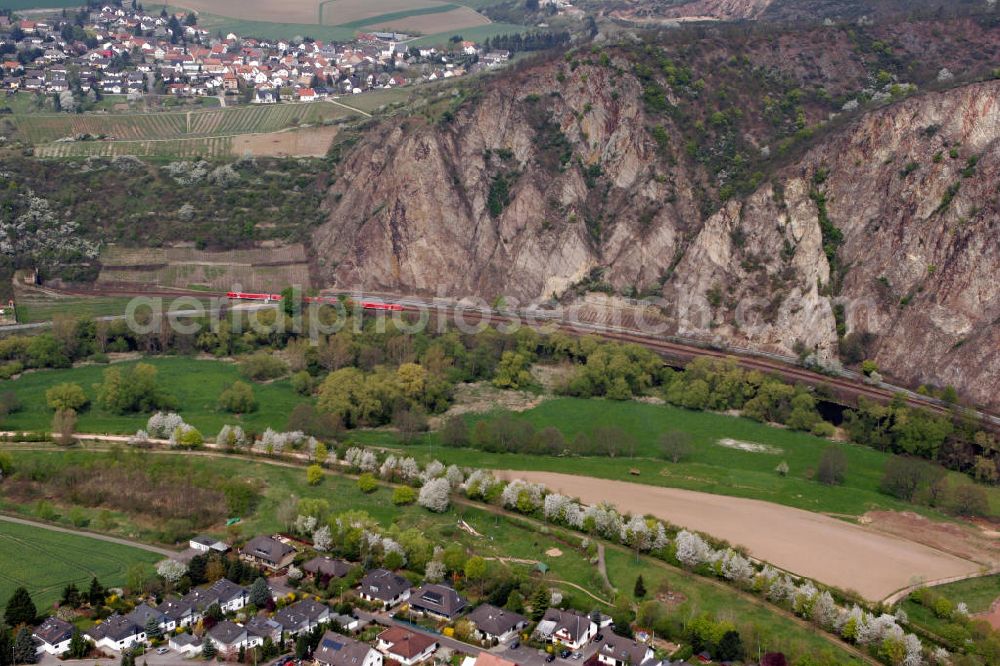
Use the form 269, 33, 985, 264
128, 430, 150, 447
163, 160, 210, 185
147, 412, 185, 438
501, 479, 545, 512
418, 478, 451, 512
312, 525, 331, 551
444, 465, 464, 489
675, 530, 712, 567
217, 424, 248, 449
156, 558, 187, 583
464, 469, 500, 499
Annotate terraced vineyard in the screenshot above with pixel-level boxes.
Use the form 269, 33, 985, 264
19, 102, 353, 157
35, 136, 235, 158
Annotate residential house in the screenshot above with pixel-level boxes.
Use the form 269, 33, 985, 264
125, 603, 172, 634
241, 535, 296, 570
85, 614, 145, 652
245, 615, 282, 643
596, 633, 656, 666
315, 631, 382, 666
331, 613, 361, 632
189, 535, 229, 553
188, 578, 249, 613
33, 617, 74, 656
303, 556, 352, 581
408, 584, 467, 620
157, 597, 199, 629
358, 569, 410, 609
273, 598, 331, 636
205, 620, 260, 658
375, 627, 437, 666
536, 609, 596, 651
466, 604, 528, 644
168, 633, 202, 656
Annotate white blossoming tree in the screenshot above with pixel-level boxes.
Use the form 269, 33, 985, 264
418, 478, 451, 512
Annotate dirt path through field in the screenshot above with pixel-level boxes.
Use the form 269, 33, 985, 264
503, 471, 984, 601
0, 514, 177, 557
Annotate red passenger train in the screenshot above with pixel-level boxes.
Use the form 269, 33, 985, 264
225, 292, 403, 311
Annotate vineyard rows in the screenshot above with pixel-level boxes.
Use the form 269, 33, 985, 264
34, 136, 234, 158
18, 102, 348, 145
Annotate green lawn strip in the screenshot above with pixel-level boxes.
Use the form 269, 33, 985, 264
0, 519, 161, 612
15, 296, 147, 324
1, 357, 304, 435
5, 360, 994, 519
925, 575, 1000, 612
368, 397, 999, 518
601, 547, 866, 664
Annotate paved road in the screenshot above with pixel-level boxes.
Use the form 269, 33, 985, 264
0, 513, 177, 557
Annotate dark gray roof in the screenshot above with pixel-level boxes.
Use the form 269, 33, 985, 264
410, 584, 467, 617
86, 614, 142, 642
315, 631, 374, 666
182, 578, 246, 611
274, 599, 329, 631
359, 568, 410, 602
208, 620, 246, 646
467, 604, 527, 636
126, 603, 166, 627
541, 609, 592, 643
34, 617, 73, 645
170, 632, 202, 648
242, 536, 296, 564
157, 597, 195, 621
599, 633, 654, 666
246, 615, 282, 640
303, 556, 352, 578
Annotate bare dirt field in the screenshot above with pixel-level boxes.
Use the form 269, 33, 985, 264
231, 126, 338, 158
505, 471, 984, 601
367, 6, 490, 32
862, 510, 1000, 566
978, 601, 1000, 630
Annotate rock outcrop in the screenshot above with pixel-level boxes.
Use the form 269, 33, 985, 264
313, 57, 1000, 409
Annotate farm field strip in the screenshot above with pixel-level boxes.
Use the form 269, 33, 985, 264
15, 103, 350, 146
506, 471, 983, 602
0, 519, 161, 611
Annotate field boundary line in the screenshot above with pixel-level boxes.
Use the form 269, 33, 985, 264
327, 98, 373, 117
0, 513, 177, 557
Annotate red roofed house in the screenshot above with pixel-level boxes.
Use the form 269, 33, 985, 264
375, 627, 437, 666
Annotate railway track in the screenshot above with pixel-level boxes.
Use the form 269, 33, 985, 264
11, 284, 999, 427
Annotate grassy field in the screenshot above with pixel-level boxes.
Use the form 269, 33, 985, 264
371, 398, 1000, 518
0, 519, 161, 612
5, 357, 996, 519
1, 356, 305, 435
13, 296, 139, 324
0, 449, 863, 663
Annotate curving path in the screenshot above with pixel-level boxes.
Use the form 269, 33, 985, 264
0, 513, 177, 557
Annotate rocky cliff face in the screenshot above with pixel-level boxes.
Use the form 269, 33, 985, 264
668, 82, 1000, 407
312, 55, 1000, 409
